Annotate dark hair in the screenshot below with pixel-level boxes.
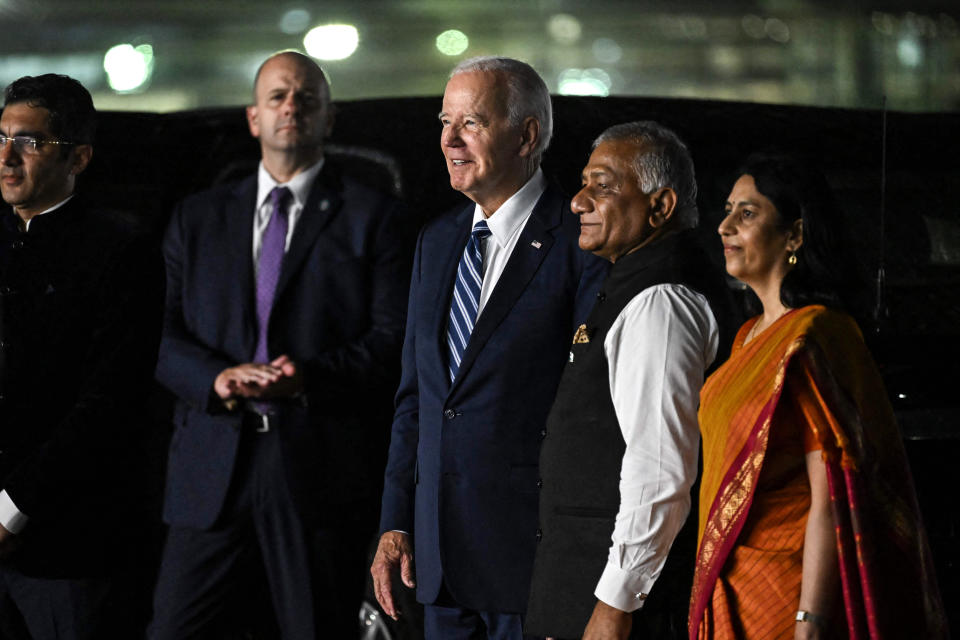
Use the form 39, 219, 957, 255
3, 74, 96, 145
738, 153, 861, 312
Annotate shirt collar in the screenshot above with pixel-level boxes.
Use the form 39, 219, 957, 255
23, 194, 74, 231
256, 157, 325, 210
471, 168, 546, 247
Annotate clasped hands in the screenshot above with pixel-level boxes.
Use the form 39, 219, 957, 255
214, 354, 303, 401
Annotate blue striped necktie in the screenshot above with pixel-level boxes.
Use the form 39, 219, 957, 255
447, 219, 491, 381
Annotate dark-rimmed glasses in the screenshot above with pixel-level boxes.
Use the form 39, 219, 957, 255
0, 135, 76, 156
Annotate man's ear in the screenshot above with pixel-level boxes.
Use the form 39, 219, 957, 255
246, 105, 260, 138
517, 116, 540, 158
70, 144, 93, 176
648, 187, 678, 229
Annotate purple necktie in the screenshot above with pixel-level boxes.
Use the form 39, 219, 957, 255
254, 186, 291, 364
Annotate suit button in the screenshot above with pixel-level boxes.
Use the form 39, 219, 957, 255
537, 478, 543, 489
540, 429, 546, 439
443, 409, 456, 419
536, 528, 543, 541
596, 291, 606, 302
0, 286, 13, 295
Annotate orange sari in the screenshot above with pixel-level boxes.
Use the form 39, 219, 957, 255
690, 305, 947, 640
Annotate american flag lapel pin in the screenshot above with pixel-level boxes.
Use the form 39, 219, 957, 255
531, 240, 542, 249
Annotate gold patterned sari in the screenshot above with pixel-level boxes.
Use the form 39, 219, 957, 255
689, 305, 947, 639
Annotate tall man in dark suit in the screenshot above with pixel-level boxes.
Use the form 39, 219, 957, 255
0, 74, 162, 638
150, 51, 407, 639
371, 56, 606, 639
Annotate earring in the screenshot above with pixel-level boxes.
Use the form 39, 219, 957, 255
788, 251, 798, 266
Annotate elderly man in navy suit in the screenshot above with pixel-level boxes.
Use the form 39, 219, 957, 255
149, 51, 407, 639
371, 56, 606, 639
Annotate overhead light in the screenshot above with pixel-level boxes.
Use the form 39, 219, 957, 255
548, 14, 582, 45
436, 29, 469, 56
558, 68, 610, 97
304, 24, 359, 61
280, 9, 311, 35
103, 43, 154, 93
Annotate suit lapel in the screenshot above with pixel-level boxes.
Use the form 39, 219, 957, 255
274, 166, 342, 299
450, 185, 564, 391
225, 177, 258, 356
426, 204, 473, 389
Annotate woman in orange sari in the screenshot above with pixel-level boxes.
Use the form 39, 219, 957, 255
689, 155, 947, 640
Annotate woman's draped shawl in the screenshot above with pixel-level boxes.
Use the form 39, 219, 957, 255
689, 306, 947, 639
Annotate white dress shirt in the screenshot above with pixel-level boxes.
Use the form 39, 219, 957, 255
252, 157, 325, 272
471, 168, 547, 317
593, 283, 718, 612
0, 194, 76, 534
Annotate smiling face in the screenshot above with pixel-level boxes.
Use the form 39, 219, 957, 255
246, 53, 331, 161
719, 173, 801, 290
572, 139, 661, 262
0, 102, 90, 220
439, 71, 533, 215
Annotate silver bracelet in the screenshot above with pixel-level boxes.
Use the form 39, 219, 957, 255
795, 610, 826, 627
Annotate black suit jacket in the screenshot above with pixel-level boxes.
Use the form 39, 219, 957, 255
0, 197, 163, 578
156, 163, 408, 529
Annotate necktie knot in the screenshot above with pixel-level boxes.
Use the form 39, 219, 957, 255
270, 186, 292, 217
472, 219, 492, 240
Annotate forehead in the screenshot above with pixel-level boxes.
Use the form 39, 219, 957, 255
442, 71, 508, 116
0, 102, 52, 134
585, 139, 642, 176
254, 55, 327, 98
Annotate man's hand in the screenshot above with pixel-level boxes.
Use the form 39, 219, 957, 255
214, 355, 303, 400
370, 531, 415, 620
582, 600, 632, 640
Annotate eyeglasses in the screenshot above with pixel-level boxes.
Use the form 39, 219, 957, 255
0, 135, 76, 155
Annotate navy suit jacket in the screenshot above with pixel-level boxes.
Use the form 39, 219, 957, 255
157, 163, 407, 529
379, 183, 607, 613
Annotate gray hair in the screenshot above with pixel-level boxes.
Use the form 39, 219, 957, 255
451, 56, 553, 166
593, 121, 699, 229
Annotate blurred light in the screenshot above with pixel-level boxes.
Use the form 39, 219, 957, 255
898, 393, 907, 399
681, 17, 707, 40
279, 9, 311, 35
436, 29, 469, 56
765, 18, 790, 43
303, 24, 358, 61
872, 12, 895, 36
708, 46, 744, 76
592, 37, 622, 64
103, 43, 154, 93
897, 38, 922, 67
547, 14, 582, 45
741, 14, 765, 39
558, 68, 610, 97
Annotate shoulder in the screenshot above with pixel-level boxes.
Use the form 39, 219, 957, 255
794, 305, 861, 341
616, 284, 716, 333
336, 172, 403, 212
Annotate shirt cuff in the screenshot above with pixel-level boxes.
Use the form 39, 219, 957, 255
0, 490, 28, 534
594, 562, 654, 612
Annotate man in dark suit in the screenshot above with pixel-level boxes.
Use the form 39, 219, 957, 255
371, 56, 606, 639
0, 74, 162, 638
149, 51, 407, 638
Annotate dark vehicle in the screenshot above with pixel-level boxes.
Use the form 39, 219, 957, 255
38, 95, 957, 637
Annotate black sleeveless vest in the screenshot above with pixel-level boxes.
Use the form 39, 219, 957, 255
525, 230, 730, 638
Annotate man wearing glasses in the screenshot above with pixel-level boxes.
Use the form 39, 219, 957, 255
0, 74, 162, 637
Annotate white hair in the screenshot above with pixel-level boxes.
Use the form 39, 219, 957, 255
450, 56, 553, 166
594, 121, 699, 229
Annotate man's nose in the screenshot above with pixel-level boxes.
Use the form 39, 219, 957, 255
570, 188, 591, 215
442, 124, 462, 147
0, 140, 19, 166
